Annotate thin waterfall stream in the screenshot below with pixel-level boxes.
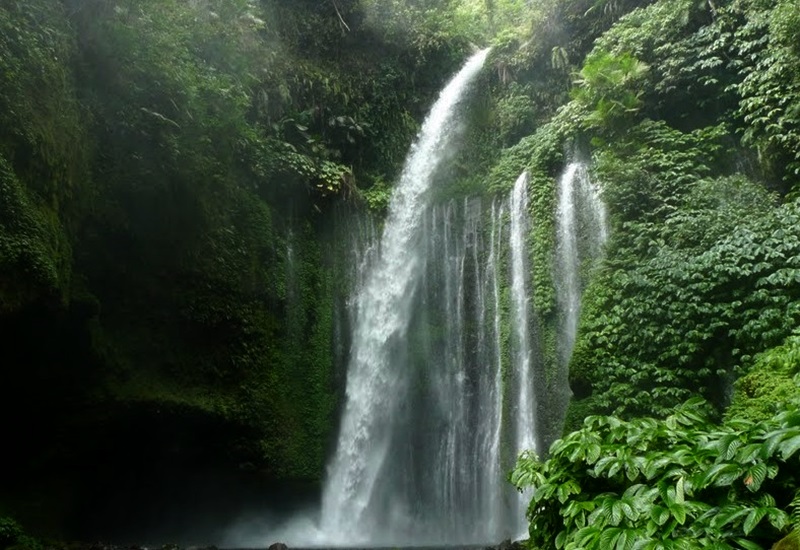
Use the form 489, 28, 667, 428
555, 160, 608, 366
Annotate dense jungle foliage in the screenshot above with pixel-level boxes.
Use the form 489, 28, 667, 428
0, 0, 480, 538
489, 0, 800, 547
1, 0, 799, 546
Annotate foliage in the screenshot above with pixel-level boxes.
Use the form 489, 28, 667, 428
0, 517, 40, 550
0, 0, 495, 514
0, 0, 88, 314
358, 0, 474, 59
570, 0, 800, 185
580, 0, 730, 125
512, 398, 800, 549
559, 0, 800, 422
572, 51, 649, 131
360, 175, 393, 212
486, 103, 582, 195
571, 191, 800, 417
727, 334, 800, 423
0, 0, 87, 199
594, 121, 730, 227
730, 0, 800, 187
0, 155, 68, 312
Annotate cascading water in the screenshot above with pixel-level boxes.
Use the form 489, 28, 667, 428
545, 158, 608, 446
507, 172, 538, 538
319, 49, 491, 545
509, 172, 537, 456
243, 57, 612, 548
555, 159, 608, 364
224, 155, 612, 549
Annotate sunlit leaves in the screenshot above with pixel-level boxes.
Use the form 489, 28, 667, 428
572, 51, 649, 129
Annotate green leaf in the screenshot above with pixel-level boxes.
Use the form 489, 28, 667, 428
599, 527, 622, 549
766, 507, 788, 530
735, 443, 763, 464
588, 443, 603, 464
669, 503, 687, 525
697, 463, 744, 488
651, 505, 670, 527
744, 464, 768, 492
711, 505, 750, 529
743, 508, 767, 535
762, 430, 788, 459
778, 434, 800, 459
621, 500, 638, 522
612, 501, 624, 526
732, 539, 763, 550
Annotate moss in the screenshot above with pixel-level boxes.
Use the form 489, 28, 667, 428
529, 170, 557, 317
0, 1, 89, 205
562, 395, 602, 435
0, 1, 91, 316
726, 333, 800, 423
0, 155, 70, 312
773, 531, 800, 550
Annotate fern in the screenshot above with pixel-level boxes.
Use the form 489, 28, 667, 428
789, 489, 800, 534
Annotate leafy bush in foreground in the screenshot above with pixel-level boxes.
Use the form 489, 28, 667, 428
512, 397, 800, 549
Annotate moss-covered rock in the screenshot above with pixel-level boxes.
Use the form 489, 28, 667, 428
727, 333, 800, 423
0, 155, 67, 311
773, 531, 800, 550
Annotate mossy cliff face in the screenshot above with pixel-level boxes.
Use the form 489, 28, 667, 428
445, 0, 800, 444
0, 0, 471, 538
0, 1, 85, 312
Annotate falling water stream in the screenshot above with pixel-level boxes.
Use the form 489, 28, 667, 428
315, 58, 611, 543
319, 49, 492, 545
555, 161, 608, 365
229, 57, 610, 549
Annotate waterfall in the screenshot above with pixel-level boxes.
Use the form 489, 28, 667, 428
507, 172, 538, 537
549, 158, 608, 443
555, 161, 608, 367
509, 172, 537, 455
226, 154, 612, 548
318, 169, 558, 544
555, 162, 582, 365
555, 159, 608, 364
224, 155, 612, 549
319, 49, 490, 545
252, 57, 612, 548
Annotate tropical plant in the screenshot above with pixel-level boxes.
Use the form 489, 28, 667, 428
572, 50, 649, 130
513, 397, 800, 549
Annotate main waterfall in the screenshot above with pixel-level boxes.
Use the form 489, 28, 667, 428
319, 49, 492, 545
222, 151, 611, 549
246, 55, 612, 548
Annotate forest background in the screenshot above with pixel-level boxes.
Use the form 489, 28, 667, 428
1, 0, 800, 547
